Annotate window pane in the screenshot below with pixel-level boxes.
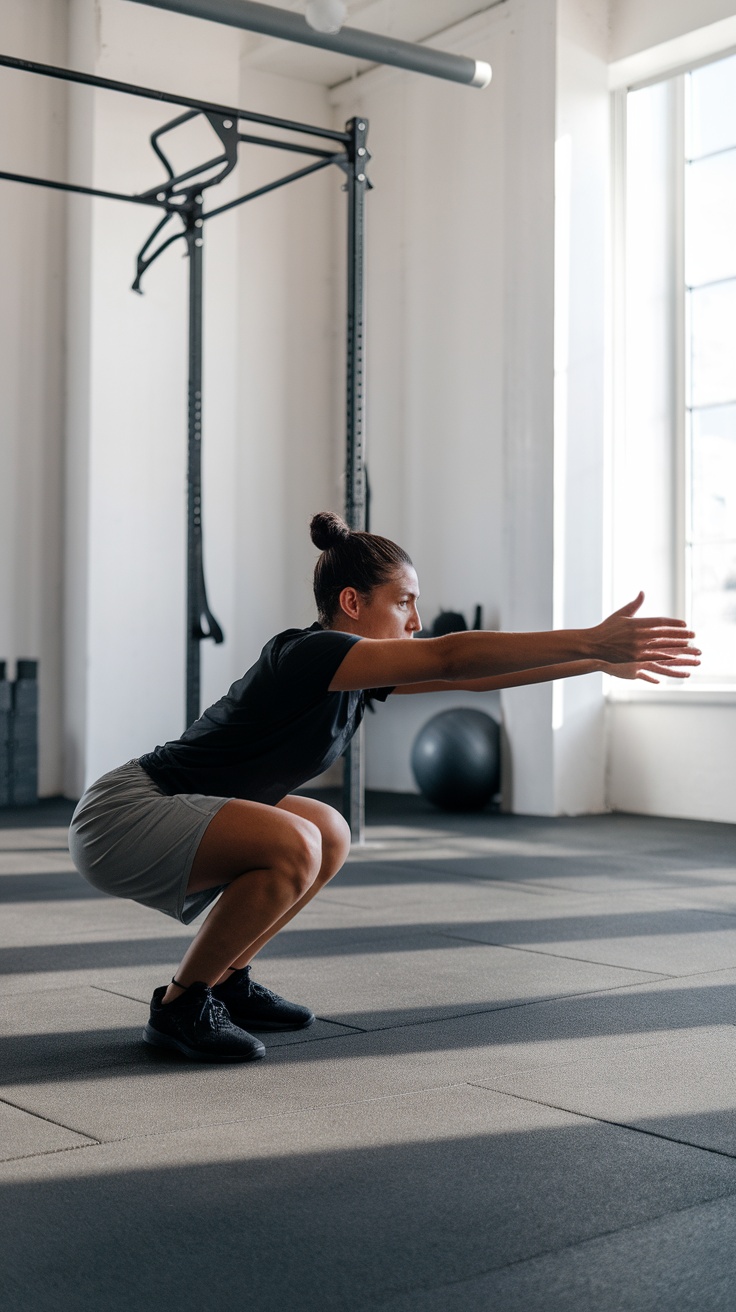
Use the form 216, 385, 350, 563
688, 541, 736, 678
690, 405, 736, 543
685, 151, 736, 287
689, 280, 736, 407
688, 53, 736, 159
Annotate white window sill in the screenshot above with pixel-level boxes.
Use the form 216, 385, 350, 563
607, 681, 736, 706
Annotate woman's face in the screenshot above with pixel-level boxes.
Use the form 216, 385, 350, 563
337, 564, 422, 639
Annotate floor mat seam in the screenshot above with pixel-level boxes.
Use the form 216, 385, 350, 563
465, 1080, 736, 1162
0, 1093, 102, 1144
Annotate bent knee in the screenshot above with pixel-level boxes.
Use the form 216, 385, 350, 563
279, 818, 322, 896
318, 809, 352, 878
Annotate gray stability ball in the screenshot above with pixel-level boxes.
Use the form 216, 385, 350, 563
411, 708, 500, 812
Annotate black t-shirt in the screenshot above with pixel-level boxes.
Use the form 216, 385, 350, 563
138, 623, 393, 802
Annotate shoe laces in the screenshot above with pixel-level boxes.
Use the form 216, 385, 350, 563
229, 966, 279, 1005
188, 984, 231, 1033
249, 979, 281, 1005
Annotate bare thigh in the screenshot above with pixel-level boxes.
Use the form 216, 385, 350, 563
186, 798, 320, 895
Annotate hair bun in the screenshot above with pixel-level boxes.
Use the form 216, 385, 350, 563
310, 511, 351, 552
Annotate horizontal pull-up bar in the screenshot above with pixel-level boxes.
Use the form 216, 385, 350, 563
0, 148, 344, 227
0, 167, 160, 209
126, 0, 493, 88
0, 51, 350, 143
205, 151, 341, 220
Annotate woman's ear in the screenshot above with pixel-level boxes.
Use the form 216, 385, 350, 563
338, 586, 361, 621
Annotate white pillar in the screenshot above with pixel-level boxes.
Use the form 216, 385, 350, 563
552, 0, 609, 814
500, 0, 557, 815
501, 0, 609, 815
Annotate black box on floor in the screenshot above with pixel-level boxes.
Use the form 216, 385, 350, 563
10, 660, 38, 807
0, 664, 10, 807
12, 775, 37, 806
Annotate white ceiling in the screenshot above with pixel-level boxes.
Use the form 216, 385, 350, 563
239, 1, 504, 86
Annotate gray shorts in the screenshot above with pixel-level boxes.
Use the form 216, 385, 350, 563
68, 758, 231, 924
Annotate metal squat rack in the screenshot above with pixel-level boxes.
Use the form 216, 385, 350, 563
0, 51, 369, 838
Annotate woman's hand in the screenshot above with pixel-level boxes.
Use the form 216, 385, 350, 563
599, 653, 702, 684
590, 592, 700, 665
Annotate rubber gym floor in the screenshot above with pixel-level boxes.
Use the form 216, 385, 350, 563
3, 791, 736, 1311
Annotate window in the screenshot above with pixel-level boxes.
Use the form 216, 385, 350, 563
619, 51, 736, 685
685, 55, 736, 680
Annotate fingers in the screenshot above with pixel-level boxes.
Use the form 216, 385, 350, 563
615, 591, 645, 617
641, 634, 700, 647
647, 667, 690, 679
632, 618, 694, 633
642, 660, 699, 679
642, 641, 700, 656
649, 655, 701, 666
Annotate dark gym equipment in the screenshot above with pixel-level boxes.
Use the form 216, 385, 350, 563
431, 610, 467, 636
0, 660, 39, 807
423, 605, 483, 637
0, 664, 10, 807
411, 707, 500, 812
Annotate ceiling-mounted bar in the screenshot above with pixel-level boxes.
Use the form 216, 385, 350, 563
0, 52, 350, 142
126, 0, 493, 88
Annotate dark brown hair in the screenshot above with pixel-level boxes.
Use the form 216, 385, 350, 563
310, 511, 413, 626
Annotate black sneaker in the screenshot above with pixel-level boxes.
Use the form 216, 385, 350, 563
212, 965, 315, 1031
143, 982, 266, 1062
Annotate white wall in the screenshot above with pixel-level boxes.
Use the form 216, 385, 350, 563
232, 68, 337, 670
329, 11, 506, 793
0, 1, 68, 796
63, 0, 337, 795
609, 0, 736, 64
608, 698, 736, 824
66, 0, 240, 792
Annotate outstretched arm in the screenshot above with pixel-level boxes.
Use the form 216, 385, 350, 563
329, 592, 700, 693
391, 653, 700, 695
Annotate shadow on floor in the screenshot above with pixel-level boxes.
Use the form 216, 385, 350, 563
2, 1112, 736, 1312
5, 978, 736, 1088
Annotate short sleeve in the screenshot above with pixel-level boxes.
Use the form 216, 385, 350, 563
274, 628, 361, 703
365, 686, 394, 704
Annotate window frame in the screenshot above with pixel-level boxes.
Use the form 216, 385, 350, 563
610, 53, 736, 700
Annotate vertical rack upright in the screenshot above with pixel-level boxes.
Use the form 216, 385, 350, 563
342, 114, 370, 842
